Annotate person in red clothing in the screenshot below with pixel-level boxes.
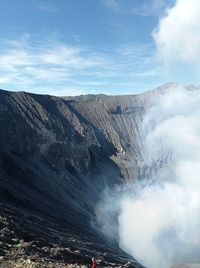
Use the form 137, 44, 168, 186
92, 257, 97, 268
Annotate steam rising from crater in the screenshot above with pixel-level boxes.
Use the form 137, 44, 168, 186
119, 85, 200, 268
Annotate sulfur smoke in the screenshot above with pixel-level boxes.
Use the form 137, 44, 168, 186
118, 85, 200, 268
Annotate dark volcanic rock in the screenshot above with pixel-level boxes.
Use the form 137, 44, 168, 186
0, 88, 155, 267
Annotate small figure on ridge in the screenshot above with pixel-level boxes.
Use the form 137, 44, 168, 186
92, 257, 97, 268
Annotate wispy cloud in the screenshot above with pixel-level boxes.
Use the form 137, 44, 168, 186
102, 0, 121, 12
102, 0, 174, 17
139, 0, 172, 16
0, 34, 163, 95
38, 1, 59, 13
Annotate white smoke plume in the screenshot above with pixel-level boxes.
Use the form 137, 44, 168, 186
118, 85, 200, 268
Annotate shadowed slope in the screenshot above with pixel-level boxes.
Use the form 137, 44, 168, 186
0, 88, 147, 267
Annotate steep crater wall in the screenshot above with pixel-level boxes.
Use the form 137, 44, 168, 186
0, 88, 165, 266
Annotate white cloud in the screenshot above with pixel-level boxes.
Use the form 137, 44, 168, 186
103, 0, 171, 17
153, 0, 200, 65
0, 77, 11, 83
0, 35, 162, 95
38, 1, 59, 12
103, 0, 120, 11
39, 86, 88, 97
0, 36, 107, 94
140, 0, 172, 16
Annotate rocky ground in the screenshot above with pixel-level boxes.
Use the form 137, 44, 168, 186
0, 205, 141, 268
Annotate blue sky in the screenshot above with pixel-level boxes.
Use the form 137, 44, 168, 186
0, 0, 199, 95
